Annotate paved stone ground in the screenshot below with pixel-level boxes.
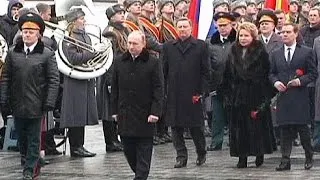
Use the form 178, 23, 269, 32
1, 122, 320, 180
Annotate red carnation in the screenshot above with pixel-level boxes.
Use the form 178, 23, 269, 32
192, 95, 201, 104
251, 111, 259, 120
295, 69, 304, 77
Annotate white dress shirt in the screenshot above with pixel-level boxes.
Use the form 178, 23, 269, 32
220, 35, 228, 43
261, 33, 273, 44
24, 42, 38, 54
284, 42, 297, 62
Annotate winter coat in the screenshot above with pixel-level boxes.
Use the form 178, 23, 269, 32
163, 36, 210, 128
314, 36, 320, 122
60, 28, 99, 128
300, 24, 320, 48
0, 39, 59, 118
0, 0, 21, 46
207, 28, 236, 92
220, 40, 274, 157
269, 44, 318, 125
111, 49, 164, 137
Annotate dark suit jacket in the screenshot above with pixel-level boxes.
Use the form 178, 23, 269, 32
269, 44, 318, 125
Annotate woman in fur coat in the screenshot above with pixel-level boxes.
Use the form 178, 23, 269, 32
219, 22, 274, 168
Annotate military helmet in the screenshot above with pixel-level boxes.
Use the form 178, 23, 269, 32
212, 0, 230, 10
123, 0, 142, 11
158, 0, 175, 11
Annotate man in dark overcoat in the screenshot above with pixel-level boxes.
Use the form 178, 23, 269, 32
269, 22, 318, 171
0, 12, 59, 179
163, 17, 209, 168
111, 30, 164, 180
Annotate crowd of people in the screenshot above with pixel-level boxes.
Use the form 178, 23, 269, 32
0, 0, 320, 179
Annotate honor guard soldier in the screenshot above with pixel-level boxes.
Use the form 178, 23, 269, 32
123, 0, 143, 32
156, 0, 179, 43
139, 0, 162, 55
98, 4, 128, 152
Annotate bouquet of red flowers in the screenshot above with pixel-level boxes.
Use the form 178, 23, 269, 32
250, 69, 305, 120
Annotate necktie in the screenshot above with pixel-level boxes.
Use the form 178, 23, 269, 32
287, 47, 291, 62
26, 48, 30, 55
265, 38, 268, 43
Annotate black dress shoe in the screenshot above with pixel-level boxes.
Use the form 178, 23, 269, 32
237, 157, 247, 168
174, 160, 187, 168
293, 139, 300, 146
305, 159, 313, 170
196, 154, 206, 166
163, 133, 172, 142
255, 155, 264, 167
275, 162, 291, 171
207, 144, 222, 151
71, 147, 96, 157
81, 147, 96, 156
153, 136, 160, 145
39, 157, 49, 167
106, 142, 123, 152
45, 149, 62, 155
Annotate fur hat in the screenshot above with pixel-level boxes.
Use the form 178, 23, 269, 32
106, 4, 125, 20
65, 8, 86, 23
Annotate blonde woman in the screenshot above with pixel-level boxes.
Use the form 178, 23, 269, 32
219, 22, 274, 168
60, 8, 105, 157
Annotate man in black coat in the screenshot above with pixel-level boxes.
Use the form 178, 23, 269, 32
269, 23, 318, 171
111, 30, 164, 180
0, 12, 59, 179
163, 17, 209, 168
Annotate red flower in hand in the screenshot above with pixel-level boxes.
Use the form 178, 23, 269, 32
295, 69, 304, 77
192, 95, 201, 104
250, 110, 259, 120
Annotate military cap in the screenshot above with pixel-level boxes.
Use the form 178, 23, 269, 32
65, 8, 85, 23
256, 9, 278, 25
106, 4, 125, 20
313, 0, 320, 7
256, 0, 265, 5
231, 0, 247, 11
246, 0, 256, 5
158, 0, 175, 11
123, 0, 142, 10
18, 12, 45, 34
214, 12, 236, 25
141, 0, 155, 6
212, 0, 230, 10
173, 0, 187, 6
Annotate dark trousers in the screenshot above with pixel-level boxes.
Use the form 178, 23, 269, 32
280, 125, 313, 163
121, 136, 153, 180
211, 96, 226, 147
68, 127, 84, 150
309, 87, 315, 135
102, 120, 118, 144
15, 117, 41, 175
171, 127, 206, 162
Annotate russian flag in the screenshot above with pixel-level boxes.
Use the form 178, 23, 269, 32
188, 0, 213, 40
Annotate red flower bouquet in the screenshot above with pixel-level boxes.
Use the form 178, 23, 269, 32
250, 68, 305, 120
